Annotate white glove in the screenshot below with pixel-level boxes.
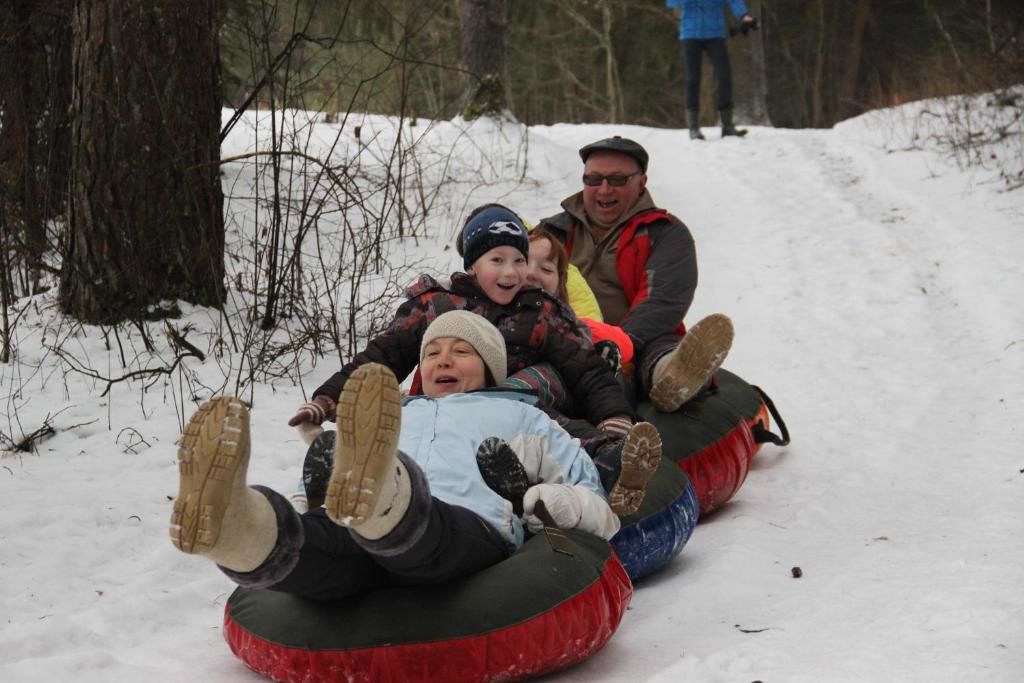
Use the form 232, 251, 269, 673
295, 422, 324, 446
523, 484, 582, 533
523, 484, 621, 539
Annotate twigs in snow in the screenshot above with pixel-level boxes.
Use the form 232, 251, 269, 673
49, 344, 203, 398
0, 407, 96, 454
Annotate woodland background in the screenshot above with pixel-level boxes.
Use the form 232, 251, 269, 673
0, 0, 1022, 420
211, 0, 1024, 128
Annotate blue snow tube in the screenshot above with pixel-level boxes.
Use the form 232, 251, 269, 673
610, 457, 699, 580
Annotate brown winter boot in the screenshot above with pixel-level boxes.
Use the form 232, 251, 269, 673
607, 422, 663, 516
649, 313, 734, 413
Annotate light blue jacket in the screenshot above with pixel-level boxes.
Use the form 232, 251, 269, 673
399, 390, 608, 548
667, 0, 749, 40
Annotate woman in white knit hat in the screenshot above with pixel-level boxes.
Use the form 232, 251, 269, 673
170, 311, 619, 599
288, 203, 663, 516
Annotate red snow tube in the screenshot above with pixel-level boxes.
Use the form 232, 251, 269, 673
637, 368, 788, 515
222, 529, 632, 683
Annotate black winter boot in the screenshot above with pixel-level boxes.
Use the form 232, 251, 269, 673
687, 109, 705, 140
301, 430, 336, 509
476, 437, 530, 515
477, 437, 559, 529
720, 109, 748, 137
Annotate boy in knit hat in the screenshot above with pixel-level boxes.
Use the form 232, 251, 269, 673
170, 311, 619, 600
290, 203, 661, 516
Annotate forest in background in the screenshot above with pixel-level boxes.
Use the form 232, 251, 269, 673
219, 0, 1024, 129
0, 0, 1021, 451
0, 0, 1021, 346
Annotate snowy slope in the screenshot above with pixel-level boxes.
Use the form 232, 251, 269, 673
1, 101, 1022, 683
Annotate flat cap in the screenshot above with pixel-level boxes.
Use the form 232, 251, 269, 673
578, 136, 649, 172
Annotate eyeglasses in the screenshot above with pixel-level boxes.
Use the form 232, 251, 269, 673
582, 171, 642, 187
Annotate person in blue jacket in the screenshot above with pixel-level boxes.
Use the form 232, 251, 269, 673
667, 0, 758, 139
169, 311, 619, 600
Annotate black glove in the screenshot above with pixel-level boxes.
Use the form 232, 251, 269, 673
594, 340, 621, 374
739, 16, 759, 35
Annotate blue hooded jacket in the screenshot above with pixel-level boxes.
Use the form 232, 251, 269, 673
398, 390, 612, 548
667, 0, 750, 40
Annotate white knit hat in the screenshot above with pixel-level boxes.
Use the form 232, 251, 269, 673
420, 311, 508, 385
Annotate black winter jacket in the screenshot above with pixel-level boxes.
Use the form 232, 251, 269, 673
313, 272, 635, 425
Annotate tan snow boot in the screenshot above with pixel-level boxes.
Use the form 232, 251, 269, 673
169, 397, 277, 572
325, 364, 409, 539
607, 422, 663, 516
649, 313, 734, 413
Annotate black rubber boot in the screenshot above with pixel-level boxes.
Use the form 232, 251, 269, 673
476, 437, 530, 515
720, 109, 748, 138
687, 109, 705, 140
301, 430, 336, 509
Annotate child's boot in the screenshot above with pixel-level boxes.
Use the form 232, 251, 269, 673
293, 428, 336, 511
170, 397, 302, 583
607, 422, 663, 516
326, 364, 431, 555
649, 313, 734, 413
476, 437, 530, 515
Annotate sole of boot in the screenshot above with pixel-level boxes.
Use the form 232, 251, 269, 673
301, 430, 337, 509
608, 422, 663, 516
649, 313, 734, 413
476, 437, 530, 514
325, 364, 402, 527
170, 396, 250, 554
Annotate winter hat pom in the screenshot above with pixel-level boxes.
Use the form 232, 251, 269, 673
461, 205, 529, 270
421, 311, 508, 385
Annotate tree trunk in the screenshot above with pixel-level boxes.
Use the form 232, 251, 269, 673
731, 0, 771, 125
837, 0, 872, 120
60, 0, 225, 324
460, 0, 507, 118
601, 0, 623, 124
0, 1, 72, 294
810, 0, 826, 127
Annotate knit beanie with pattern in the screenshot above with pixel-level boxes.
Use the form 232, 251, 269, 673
420, 311, 508, 385
460, 205, 529, 270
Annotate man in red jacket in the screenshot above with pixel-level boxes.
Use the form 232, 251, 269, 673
535, 135, 733, 412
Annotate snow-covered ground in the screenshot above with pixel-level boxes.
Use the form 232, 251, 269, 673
2, 97, 1022, 682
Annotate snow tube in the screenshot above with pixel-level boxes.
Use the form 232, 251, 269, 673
610, 457, 699, 580
637, 368, 789, 515
222, 529, 632, 683
297, 430, 698, 583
